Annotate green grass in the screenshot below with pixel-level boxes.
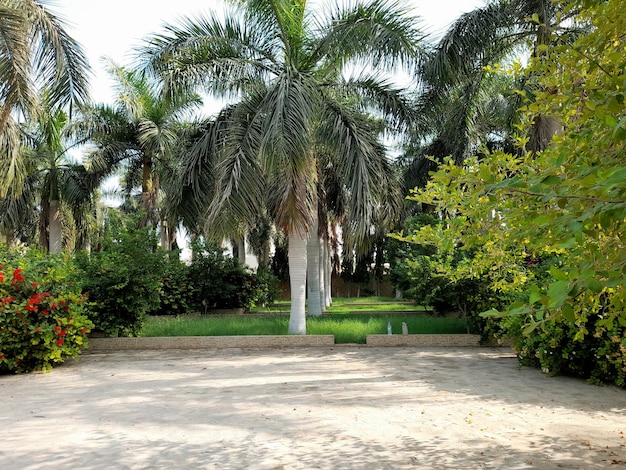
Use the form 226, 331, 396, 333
251, 297, 427, 314
140, 314, 467, 344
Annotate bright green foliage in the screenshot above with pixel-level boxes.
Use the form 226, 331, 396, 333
397, 0, 626, 385
74, 212, 164, 336
390, 214, 515, 338
0, 250, 92, 373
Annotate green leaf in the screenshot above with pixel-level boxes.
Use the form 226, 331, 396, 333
561, 303, 575, 322
528, 287, 541, 305
547, 280, 571, 297
523, 322, 538, 335
549, 266, 568, 281
541, 175, 562, 186
584, 278, 603, 293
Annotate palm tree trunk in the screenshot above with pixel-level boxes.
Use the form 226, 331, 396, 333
325, 247, 332, 307
307, 213, 322, 317
288, 230, 308, 334
319, 237, 326, 313
49, 200, 62, 254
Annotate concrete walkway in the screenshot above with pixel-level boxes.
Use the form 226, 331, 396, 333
1, 347, 625, 469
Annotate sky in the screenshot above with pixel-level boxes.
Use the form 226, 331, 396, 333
60, 0, 485, 107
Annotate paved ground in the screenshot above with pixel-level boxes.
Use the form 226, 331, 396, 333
1, 347, 625, 469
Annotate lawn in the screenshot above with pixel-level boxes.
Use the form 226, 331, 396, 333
140, 313, 467, 344
250, 297, 429, 314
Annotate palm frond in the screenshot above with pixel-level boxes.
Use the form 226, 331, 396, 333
25, 0, 91, 113
310, 0, 424, 72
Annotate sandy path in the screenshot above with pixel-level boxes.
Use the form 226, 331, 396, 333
0, 347, 624, 469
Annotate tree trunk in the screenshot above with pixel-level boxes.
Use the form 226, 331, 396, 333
238, 237, 246, 265
307, 213, 322, 317
319, 237, 326, 313
39, 199, 50, 252
288, 230, 308, 334
527, 115, 562, 153
325, 238, 332, 307
160, 220, 173, 250
49, 200, 62, 254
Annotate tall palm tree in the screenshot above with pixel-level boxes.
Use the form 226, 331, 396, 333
140, 0, 422, 333
0, 0, 90, 196
82, 60, 201, 230
0, 95, 100, 253
414, 0, 586, 169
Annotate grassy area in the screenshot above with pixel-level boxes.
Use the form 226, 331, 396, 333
140, 314, 467, 344
251, 297, 427, 314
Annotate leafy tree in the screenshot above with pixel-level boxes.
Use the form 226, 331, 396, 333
139, 0, 422, 333
396, 0, 626, 384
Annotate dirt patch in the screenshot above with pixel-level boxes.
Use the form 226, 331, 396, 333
0, 347, 624, 469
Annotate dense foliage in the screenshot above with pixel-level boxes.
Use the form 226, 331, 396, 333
390, 214, 514, 337
0, 249, 92, 373
396, 0, 626, 386
74, 213, 164, 336
187, 240, 275, 312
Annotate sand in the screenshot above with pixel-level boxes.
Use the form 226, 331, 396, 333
0, 346, 624, 469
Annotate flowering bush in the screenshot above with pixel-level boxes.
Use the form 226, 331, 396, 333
0, 259, 93, 374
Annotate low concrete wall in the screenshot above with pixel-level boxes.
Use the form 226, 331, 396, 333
87, 335, 336, 351
366, 334, 481, 347
86, 334, 484, 350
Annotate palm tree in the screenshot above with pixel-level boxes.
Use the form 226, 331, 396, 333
139, 0, 422, 333
0, 0, 90, 197
414, 0, 586, 168
82, 60, 201, 231
0, 96, 100, 253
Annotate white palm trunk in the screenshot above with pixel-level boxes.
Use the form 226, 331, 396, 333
325, 240, 332, 307
49, 200, 62, 254
307, 214, 322, 317
288, 230, 308, 334
319, 236, 326, 313
160, 220, 171, 250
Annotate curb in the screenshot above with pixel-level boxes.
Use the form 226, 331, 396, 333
85, 334, 489, 351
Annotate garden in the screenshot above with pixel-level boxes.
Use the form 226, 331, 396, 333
0, 0, 625, 389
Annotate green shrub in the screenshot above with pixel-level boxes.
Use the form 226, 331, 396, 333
188, 240, 270, 312
74, 212, 163, 336
0, 250, 92, 373
149, 251, 194, 316
503, 311, 626, 387
390, 214, 513, 339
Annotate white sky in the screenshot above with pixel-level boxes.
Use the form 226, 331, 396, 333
60, 0, 484, 106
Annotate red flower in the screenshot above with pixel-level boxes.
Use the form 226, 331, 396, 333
54, 326, 61, 333
31, 281, 39, 288
59, 330, 67, 337
12, 268, 24, 283
0, 353, 4, 360
25, 304, 38, 312
0, 272, 4, 283
3, 296, 14, 303
56, 339, 64, 346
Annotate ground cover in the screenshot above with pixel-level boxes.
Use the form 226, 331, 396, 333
250, 297, 427, 314
139, 313, 466, 343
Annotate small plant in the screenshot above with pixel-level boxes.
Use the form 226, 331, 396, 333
0, 253, 92, 374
